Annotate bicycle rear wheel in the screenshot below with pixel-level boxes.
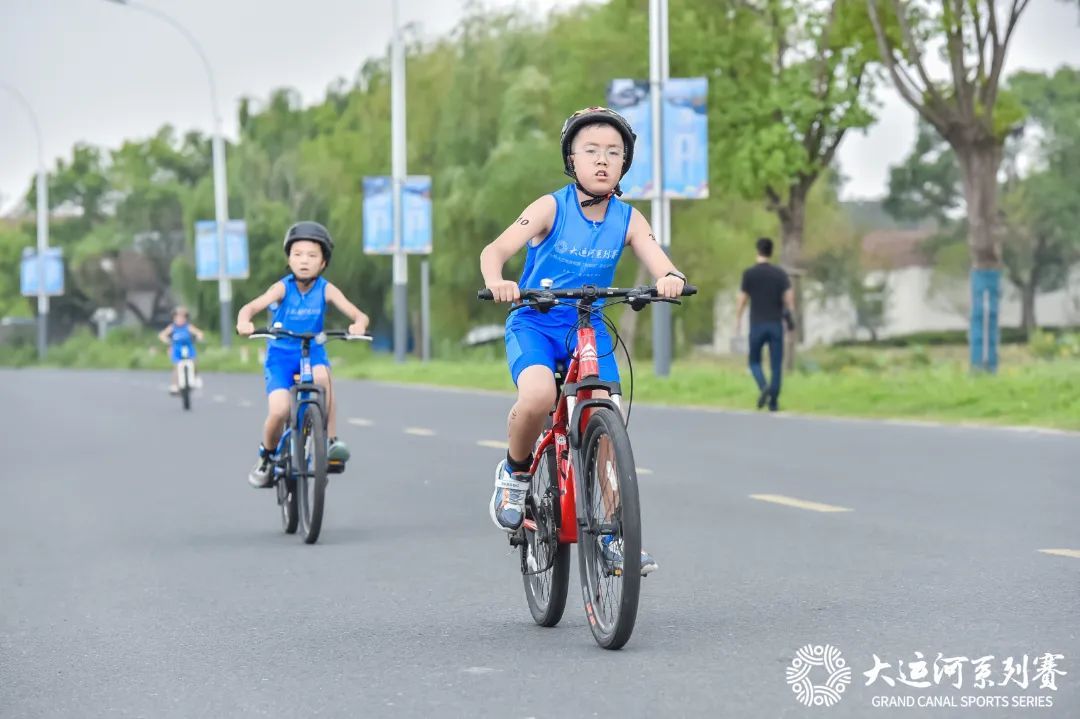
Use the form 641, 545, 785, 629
296, 403, 328, 544
521, 442, 570, 627
576, 407, 641, 650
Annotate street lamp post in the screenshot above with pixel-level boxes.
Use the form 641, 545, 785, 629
105, 0, 233, 347
390, 0, 408, 363
1, 84, 49, 360
649, 0, 672, 377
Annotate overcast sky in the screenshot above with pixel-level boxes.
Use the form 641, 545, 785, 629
2, 0, 1078, 215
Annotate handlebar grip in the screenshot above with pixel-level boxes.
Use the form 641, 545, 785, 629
477, 289, 494, 301
683, 285, 698, 297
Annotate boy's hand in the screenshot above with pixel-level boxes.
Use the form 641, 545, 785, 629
348, 319, 369, 337
656, 274, 685, 299
487, 279, 521, 303
236, 321, 255, 336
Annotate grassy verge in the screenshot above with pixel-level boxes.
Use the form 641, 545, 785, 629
3, 328, 1078, 431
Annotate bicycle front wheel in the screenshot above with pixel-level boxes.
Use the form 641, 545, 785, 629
295, 403, 328, 544
576, 407, 641, 650
522, 442, 570, 627
180, 365, 192, 411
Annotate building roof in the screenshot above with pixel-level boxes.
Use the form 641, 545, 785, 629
861, 228, 935, 270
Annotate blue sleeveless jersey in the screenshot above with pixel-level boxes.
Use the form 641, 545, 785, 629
516, 183, 632, 325
170, 323, 193, 348
269, 275, 327, 351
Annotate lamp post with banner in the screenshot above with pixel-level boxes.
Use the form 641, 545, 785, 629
104, 0, 234, 346
363, 175, 433, 360
1, 84, 51, 360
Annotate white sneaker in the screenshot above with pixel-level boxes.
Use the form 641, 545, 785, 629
488, 459, 530, 532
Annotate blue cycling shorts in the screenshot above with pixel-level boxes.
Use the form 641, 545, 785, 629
504, 308, 620, 386
263, 345, 330, 395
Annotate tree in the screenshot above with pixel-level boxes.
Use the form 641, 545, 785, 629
707, 0, 879, 270
884, 68, 1080, 337
867, 0, 1031, 366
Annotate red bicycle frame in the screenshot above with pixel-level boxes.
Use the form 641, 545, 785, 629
522, 322, 605, 544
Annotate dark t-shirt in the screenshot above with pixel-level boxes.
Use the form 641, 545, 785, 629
740, 262, 791, 325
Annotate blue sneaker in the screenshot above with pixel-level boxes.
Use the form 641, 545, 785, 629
489, 459, 530, 532
599, 535, 659, 577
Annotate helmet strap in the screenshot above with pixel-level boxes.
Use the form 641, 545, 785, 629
566, 157, 623, 208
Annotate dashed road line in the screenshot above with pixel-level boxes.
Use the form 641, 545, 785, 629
347, 417, 374, 427
477, 439, 509, 449
405, 427, 436, 437
636, 467, 654, 475
749, 494, 853, 513
212, 395, 227, 403
1038, 549, 1080, 560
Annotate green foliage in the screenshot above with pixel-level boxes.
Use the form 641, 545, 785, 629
5, 0, 883, 353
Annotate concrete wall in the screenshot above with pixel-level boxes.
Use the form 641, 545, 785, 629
709, 264, 1080, 354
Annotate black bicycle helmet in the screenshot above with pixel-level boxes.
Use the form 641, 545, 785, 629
283, 221, 333, 266
559, 106, 637, 206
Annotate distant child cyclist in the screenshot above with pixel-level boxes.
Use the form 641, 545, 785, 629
478, 107, 688, 576
158, 306, 204, 393
235, 221, 370, 488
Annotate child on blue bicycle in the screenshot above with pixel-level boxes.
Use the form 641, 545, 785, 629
479, 107, 687, 575
235, 221, 370, 488
158, 306, 205, 393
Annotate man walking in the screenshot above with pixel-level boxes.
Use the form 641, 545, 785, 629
735, 237, 795, 411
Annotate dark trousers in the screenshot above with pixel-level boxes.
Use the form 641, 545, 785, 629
748, 321, 784, 399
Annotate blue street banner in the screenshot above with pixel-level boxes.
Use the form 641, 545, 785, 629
606, 77, 709, 200
662, 77, 709, 199
606, 79, 653, 199
363, 176, 433, 255
20, 247, 64, 296
195, 220, 250, 280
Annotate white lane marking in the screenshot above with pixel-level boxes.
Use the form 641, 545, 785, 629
477, 439, 509, 449
347, 417, 374, 427
1038, 549, 1080, 560
749, 494, 853, 513
238, 399, 253, 408
636, 467, 654, 475
405, 427, 436, 436
212, 395, 227, 403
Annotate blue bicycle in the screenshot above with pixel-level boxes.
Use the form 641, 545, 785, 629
248, 325, 370, 544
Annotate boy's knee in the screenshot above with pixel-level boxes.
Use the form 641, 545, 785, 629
518, 385, 555, 415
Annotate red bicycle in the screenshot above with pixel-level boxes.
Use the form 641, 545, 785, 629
479, 281, 695, 649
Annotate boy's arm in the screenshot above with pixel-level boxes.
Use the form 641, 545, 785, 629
189, 324, 206, 341
479, 194, 556, 302
236, 282, 286, 335
324, 283, 370, 336
157, 324, 173, 344
625, 208, 686, 299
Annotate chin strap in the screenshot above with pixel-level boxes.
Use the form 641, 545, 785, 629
565, 159, 623, 207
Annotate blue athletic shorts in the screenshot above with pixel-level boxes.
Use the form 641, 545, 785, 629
170, 344, 196, 363
263, 345, 330, 394
504, 309, 620, 386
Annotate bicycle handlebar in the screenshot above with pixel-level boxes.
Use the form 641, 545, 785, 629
477, 283, 697, 302
246, 328, 373, 343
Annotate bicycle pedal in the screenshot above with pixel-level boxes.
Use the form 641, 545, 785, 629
327, 460, 345, 474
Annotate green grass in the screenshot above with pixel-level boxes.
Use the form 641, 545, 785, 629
3, 329, 1078, 431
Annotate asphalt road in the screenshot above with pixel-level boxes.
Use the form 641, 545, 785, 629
2, 368, 1077, 718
